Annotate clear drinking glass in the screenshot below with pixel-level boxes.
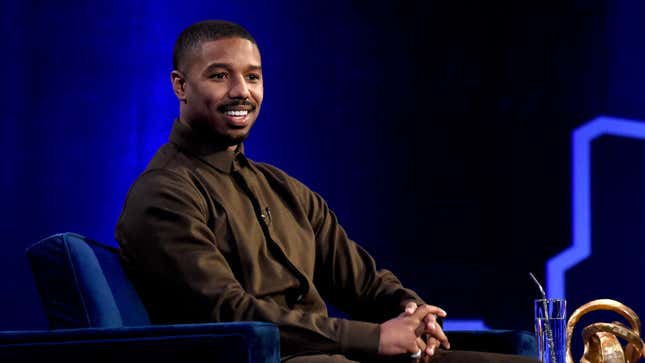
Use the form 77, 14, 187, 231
535, 298, 566, 363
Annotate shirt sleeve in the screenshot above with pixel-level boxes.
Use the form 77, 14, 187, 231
115, 169, 380, 358
287, 175, 426, 323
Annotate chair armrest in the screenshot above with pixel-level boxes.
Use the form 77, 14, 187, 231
447, 329, 536, 357
0, 322, 280, 363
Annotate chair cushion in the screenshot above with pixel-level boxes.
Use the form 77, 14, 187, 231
26, 233, 150, 328
0, 322, 280, 363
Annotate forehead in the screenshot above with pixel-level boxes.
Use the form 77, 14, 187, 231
187, 37, 261, 73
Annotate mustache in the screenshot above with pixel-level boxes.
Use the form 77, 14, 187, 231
218, 100, 256, 112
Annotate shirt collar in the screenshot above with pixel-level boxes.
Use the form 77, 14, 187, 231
168, 119, 248, 173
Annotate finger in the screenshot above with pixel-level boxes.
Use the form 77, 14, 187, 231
405, 302, 418, 316
425, 336, 438, 356
409, 336, 424, 355
423, 313, 436, 322
423, 304, 448, 318
415, 336, 428, 358
414, 319, 427, 337
413, 305, 447, 321
416, 336, 427, 352
431, 324, 450, 350
411, 305, 433, 320
424, 313, 438, 331
410, 307, 433, 336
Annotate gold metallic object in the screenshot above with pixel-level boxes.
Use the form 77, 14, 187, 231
566, 299, 645, 363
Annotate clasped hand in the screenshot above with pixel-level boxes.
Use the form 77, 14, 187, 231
378, 302, 450, 360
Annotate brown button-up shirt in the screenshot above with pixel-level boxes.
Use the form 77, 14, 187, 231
115, 119, 424, 357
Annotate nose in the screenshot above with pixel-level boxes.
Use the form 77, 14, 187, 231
228, 74, 250, 100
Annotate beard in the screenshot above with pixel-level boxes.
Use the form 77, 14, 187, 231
188, 116, 253, 149
221, 130, 250, 146
182, 99, 259, 150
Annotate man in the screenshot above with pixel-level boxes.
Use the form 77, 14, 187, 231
115, 20, 532, 363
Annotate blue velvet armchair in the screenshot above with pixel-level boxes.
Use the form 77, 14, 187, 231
0, 233, 279, 362
0, 232, 536, 362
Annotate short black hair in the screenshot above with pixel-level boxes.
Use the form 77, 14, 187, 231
172, 20, 257, 72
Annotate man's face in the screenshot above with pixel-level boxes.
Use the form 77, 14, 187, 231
173, 37, 263, 148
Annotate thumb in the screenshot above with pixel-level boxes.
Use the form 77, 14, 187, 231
405, 302, 418, 316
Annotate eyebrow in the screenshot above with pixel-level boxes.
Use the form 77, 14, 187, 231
202, 62, 262, 74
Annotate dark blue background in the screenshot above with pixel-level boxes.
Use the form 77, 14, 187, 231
2, 0, 644, 344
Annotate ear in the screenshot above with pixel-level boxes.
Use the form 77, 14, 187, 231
171, 70, 187, 102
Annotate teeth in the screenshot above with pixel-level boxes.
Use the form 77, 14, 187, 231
225, 110, 248, 117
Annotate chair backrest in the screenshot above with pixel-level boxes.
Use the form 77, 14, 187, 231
26, 232, 150, 328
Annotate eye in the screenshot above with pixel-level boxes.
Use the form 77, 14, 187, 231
209, 72, 227, 80
247, 73, 261, 81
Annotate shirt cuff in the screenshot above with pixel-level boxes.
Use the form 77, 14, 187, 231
338, 319, 380, 356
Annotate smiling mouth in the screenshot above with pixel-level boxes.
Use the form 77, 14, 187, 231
218, 100, 256, 127
221, 109, 252, 128
218, 100, 256, 113
224, 110, 249, 117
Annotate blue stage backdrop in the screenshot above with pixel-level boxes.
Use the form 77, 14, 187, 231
1, 0, 645, 338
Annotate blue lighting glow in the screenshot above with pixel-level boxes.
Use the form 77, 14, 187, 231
546, 116, 645, 298
442, 320, 490, 332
